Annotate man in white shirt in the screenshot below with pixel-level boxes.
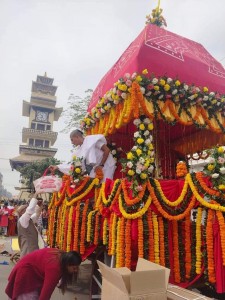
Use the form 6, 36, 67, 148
50, 130, 116, 181
17, 193, 43, 258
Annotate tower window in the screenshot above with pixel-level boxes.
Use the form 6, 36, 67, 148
46, 125, 51, 130
35, 139, 44, 147
37, 124, 45, 131
44, 141, 50, 148
31, 123, 36, 129
29, 139, 34, 146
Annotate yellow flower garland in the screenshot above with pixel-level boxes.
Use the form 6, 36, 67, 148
187, 174, 225, 212
66, 178, 99, 206
116, 218, 121, 267
103, 218, 108, 246
111, 213, 117, 255
152, 212, 160, 264
196, 207, 202, 274
153, 177, 189, 206
87, 210, 97, 242
119, 194, 152, 219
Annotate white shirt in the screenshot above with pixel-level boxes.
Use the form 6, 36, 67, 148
57, 134, 116, 181
19, 198, 42, 229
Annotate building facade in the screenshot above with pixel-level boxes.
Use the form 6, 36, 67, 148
10, 73, 63, 199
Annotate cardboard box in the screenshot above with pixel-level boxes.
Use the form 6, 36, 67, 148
98, 258, 170, 300
167, 284, 212, 300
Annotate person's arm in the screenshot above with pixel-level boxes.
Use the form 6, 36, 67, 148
31, 204, 42, 224
39, 267, 61, 300
19, 197, 38, 228
99, 144, 110, 166
49, 164, 71, 175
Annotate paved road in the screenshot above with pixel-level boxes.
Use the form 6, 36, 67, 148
0, 236, 92, 300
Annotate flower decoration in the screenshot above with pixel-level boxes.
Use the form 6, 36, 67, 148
176, 161, 188, 178
121, 115, 155, 189
81, 70, 225, 133
203, 146, 225, 190
107, 142, 123, 163
145, 7, 167, 28
69, 155, 84, 185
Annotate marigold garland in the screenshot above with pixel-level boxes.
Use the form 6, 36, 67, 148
152, 212, 160, 264
66, 178, 99, 206
111, 213, 117, 256
108, 213, 114, 255
80, 200, 89, 255
196, 207, 203, 274
119, 194, 152, 219
122, 179, 147, 206
148, 178, 189, 207
172, 220, 181, 283
116, 218, 121, 267
67, 205, 74, 252
206, 209, 216, 283
138, 216, 144, 258
184, 214, 192, 280
87, 210, 97, 242
187, 174, 225, 212
216, 210, 225, 266
176, 161, 188, 178
158, 216, 165, 266
125, 218, 131, 269
73, 201, 81, 251
103, 218, 108, 246
195, 172, 220, 197
94, 212, 100, 245
147, 210, 155, 262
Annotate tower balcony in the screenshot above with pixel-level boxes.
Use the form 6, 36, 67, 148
19, 144, 57, 156
22, 128, 58, 144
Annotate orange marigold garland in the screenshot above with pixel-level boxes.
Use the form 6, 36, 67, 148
125, 218, 132, 269
206, 209, 216, 283
66, 205, 74, 252
196, 207, 203, 274
158, 216, 165, 267
172, 220, 181, 283
138, 216, 144, 258
73, 201, 81, 251
176, 161, 188, 178
80, 200, 89, 255
108, 213, 114, 255
195, 172, 220, 197
184, 214, 192, 280
94, 212, 100, 245
216, 210, 225, 266
111, 213, 117, 255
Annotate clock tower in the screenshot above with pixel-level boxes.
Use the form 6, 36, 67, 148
10, 73, 63, 196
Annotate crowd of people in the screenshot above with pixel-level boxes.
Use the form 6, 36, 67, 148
0, 198, 49, 237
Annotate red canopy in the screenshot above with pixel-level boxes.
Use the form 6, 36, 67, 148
89, 24, 225, 110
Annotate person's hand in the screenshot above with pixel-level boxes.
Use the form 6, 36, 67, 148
49, 165, 58, 172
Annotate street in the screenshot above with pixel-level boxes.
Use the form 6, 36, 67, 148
0, 236, 92, 300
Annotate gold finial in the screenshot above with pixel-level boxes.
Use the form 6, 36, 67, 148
145, 0, 167, 27
44, 72, 47, 77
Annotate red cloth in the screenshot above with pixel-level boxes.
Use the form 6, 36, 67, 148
0, 208, 9, 227
5, 248, 62, 300
89, 24, 225, 110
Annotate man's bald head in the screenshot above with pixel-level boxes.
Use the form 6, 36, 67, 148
70, 130, 84, 146
70, 129, 83, 138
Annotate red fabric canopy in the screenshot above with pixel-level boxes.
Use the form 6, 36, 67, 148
89, 24, 225, 110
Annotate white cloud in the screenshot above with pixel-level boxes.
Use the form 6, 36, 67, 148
0, 0, 225, 195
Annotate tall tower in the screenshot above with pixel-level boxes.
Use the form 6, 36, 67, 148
10, 74, 63, 195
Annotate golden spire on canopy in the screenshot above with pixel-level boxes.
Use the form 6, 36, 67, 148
146, 0, 167, 27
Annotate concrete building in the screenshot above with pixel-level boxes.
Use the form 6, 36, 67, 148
10, 73, 63, 199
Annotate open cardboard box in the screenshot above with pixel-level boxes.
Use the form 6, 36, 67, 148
98, 258, 170, 300
167, 284, 212, 300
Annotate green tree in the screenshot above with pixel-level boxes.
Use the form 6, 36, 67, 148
18, 157, 61, 192
62, 89, 93, 133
